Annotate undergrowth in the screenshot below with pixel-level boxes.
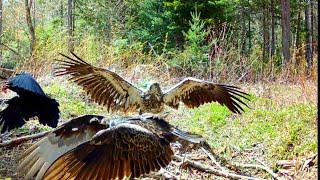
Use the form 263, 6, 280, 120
170, 82, 317, 163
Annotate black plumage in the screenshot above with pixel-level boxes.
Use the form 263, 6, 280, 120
0, 72, 60, 133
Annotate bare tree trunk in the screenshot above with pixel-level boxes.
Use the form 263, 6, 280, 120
270, 0, 276, 57
262, 5, 270, 62
25, 0, 36, 54
310, 0, 317, 54
312, 1, 318, 53
295, 11, 301, 66
0, 0, 3, 62
67, 0, 75, 52
305, 0, 313, 74
280, 0, 291, 67
60, 0, 64, 27
240, 5, 246, 55
248, 14, 251, 53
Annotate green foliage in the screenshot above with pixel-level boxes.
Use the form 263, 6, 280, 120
124, 0, 174, 52
43, 80, 107, 120
172, 84, 317, 162
167, 10, 210, 75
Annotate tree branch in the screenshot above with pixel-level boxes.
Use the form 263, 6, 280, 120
174, 155, 266, 180
0, 131, 49, 148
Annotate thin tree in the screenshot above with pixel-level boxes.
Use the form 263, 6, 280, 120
270, 0, 276, 57
67, 0, 75, 52
280, 0, 291, 67
0, 0, 2, 62
25, 0, 36, 54
305, 0, 313, 74
60, 0, 64, 27
262, 3, 270, 62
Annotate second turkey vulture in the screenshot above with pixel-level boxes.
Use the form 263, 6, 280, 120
55, 52, 250, 114
18, 115, 204, 180
0, 72, 60, 133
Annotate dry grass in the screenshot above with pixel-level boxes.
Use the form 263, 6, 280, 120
0, 62, 317, 179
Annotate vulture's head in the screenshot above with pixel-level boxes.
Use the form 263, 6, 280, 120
148, 82, 162, 95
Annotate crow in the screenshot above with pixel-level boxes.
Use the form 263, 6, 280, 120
0, 72, 60, 133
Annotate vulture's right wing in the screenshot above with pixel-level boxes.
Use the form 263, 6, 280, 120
44, 123, 173, 180
55, 52, 144, 113
18, 115, 107, 180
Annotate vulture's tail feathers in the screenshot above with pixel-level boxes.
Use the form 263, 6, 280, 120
38, 97, 60, 128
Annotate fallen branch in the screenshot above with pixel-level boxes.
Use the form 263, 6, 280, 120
200, 147, 228, 173
0, 131, 49, 148
231, 162, 283, 180
174, 155, 266, 180
300, 153, 317, 172
254, 158, 281, 180
0, 67, 15, 79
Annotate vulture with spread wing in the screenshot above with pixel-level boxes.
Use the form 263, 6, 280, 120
0, 72, 60, 133
19, 115, 204, 180
55, 53, 250, 114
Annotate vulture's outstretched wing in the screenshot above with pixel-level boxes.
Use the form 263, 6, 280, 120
44, 123, 173, 180
55, 52, 144, 113
163, 77, 250, 113
18, 115, 107, 180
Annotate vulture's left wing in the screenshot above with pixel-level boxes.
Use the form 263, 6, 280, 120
18, 115, 107, 180
44, 123, 173, 180
163, 77, 250, 113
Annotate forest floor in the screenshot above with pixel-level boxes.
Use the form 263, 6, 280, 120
0, 67, 318, 180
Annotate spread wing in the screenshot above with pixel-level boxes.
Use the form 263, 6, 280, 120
163, 77, 250, 113
44, 123, 173, 180
18, 115, 107, 180
55, 52, 144, 113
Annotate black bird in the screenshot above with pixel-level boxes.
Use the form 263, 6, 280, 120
0, 72, 60, 133
19, 115, 204, 180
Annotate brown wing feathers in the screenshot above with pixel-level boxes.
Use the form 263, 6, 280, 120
210, 84, 249, 113
44, 124, 173, 180
55, 52, 142, 113
164, 79, 250, 113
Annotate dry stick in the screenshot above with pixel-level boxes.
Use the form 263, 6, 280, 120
0, 131, 49, 148
231, 144, 281, 180
254, 158, 282, 180
300, 153, 318, 172
174, 155, 266, 180
231, 162, 283, 180
200, 147, 228, 173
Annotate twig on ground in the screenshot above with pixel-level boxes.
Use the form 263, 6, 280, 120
276, 160, 296, 169
174, 155, 266, 180
0, 131, 49, 148
231, 162, 283, 180
300, 153, 317, 172
200, 147, 228, 173
253, 158, 281, 180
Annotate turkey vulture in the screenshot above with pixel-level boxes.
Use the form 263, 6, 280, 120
0, 72, 60, 133
18, 115, 204, 180
55, 52, 250, 114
